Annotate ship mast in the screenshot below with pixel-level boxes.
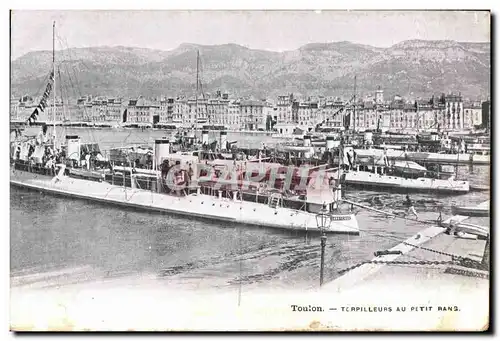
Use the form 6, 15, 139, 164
52, 21, 56, 145
353, 75, 357, 133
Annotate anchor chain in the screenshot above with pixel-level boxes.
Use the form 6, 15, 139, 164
337, 239, 483, 275
401, 240, 465, 261
338, 259, 459, 275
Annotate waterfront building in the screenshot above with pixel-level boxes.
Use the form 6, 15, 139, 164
159, 97, 175, 126
70, 96, 125, 125
42, 99, 66, 123
345, 99, 365, 131
276, 94, 294, 125
387, 99, 405, 131
362, 101, 378, 131
173, 97, 188, 126
190, 96, 208, 126
463, 101, 482, 128
90, 97, 108, 123
322, 98, 345, 129
273, 123, 297, 135
444, 93, 464, 130
12, 95, 65, 123
262, 101, 274, 130
295, 100, 318, 129
428, 95, 446, 131
206, 97, 226, 127
218, 94, 231, 128
11, 87, 489, 134
75, 96, 93, 123
173, 96, 209, 127
379, 111, 392, 132
125, 98, 158, 127
227, 99, 242, 130
414, 100, 434, 131
15, 96, 36, 122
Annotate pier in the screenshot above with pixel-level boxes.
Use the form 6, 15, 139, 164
325, 200, 489, 288
320, 200, 489, 330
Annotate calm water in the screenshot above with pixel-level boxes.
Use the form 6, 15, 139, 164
10, 128, 490, 292
22, 126, 282, 150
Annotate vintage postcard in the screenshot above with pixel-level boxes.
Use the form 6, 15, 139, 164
9, 9, 490, 331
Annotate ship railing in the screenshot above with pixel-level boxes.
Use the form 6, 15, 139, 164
11, 159, 58, 177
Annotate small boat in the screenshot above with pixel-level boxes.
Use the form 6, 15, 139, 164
452, 202, 490, 217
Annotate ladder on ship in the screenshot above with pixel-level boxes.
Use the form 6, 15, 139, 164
268, 193, 283, 209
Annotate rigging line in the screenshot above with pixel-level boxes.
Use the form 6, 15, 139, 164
62, 57, 77, 100
57, 35, 99, 146
238, 188, 243, 307
23, 71, 52, 105
18, 71, 52, 126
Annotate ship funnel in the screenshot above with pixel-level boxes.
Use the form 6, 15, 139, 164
326, 135, 335, 150
66, 135, 81, 163
364, 132, 373, 144
303, 135, 311, 147
155, 138, 170, 167
220, 131, 228, 150
202, 130, 209, 145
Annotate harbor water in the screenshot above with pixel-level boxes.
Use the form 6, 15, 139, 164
10, 128, 490, 293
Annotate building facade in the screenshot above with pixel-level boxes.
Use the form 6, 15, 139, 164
159, 97, 175, 125
126, 98, 158, 126
240, 100, 265, 130
276, 94, 294, 125
463, 102, 482, 128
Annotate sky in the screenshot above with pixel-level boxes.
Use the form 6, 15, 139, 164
10, 10, 491, 59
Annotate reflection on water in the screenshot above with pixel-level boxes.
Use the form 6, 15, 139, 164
10, 182, 489, 291
22, 126, 280, 150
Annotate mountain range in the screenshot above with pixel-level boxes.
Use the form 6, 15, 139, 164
10, 40, 490, 101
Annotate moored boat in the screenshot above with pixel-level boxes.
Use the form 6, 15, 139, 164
340, 159, 470, 194
354, 148, 490, 165
10, 131, 360, 235
452, 201, 490, 217
10, 165, 359, 235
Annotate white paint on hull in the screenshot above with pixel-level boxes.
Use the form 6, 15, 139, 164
344, 171, 469, 194
355, 149, 490, 165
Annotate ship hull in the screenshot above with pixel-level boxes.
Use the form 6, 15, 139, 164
342, 171, 469, 195
10, 169, 359, 235
354, 149, 490, 165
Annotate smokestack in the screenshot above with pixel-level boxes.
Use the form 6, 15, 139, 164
66, 135, 81, 163
220, 131, 228, 150
155, 138, 170, 167
326, 135, 335, 150
303, 135, 311, 147
202, 130, 209, 145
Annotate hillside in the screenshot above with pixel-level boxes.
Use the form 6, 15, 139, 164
10, 39, 490, 101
